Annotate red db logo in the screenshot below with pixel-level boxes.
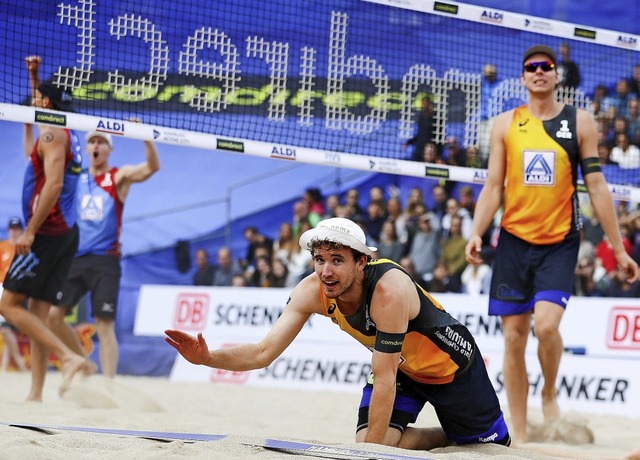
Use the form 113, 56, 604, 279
607, 306, 640, 350
174, 293, 209, 330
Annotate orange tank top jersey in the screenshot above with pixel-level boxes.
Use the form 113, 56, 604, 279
501, 104, 582, 245
317, 259, 476, 385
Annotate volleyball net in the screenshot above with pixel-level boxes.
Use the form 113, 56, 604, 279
1, 0, 639, 199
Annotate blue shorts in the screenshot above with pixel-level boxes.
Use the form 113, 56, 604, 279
489, 229, 580, 316
357, 348, 510, 446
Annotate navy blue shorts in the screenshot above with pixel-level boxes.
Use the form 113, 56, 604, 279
488, 228, 580, 316
3, 225, 78, 305
58, 254, 121, 320
357, 348, 510, 446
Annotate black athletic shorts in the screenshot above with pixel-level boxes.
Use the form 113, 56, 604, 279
357, 348, 510, 446
3, 225, 79, 305
58, 254, 121, 320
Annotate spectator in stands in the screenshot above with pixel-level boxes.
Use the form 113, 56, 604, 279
343, 188, 365, 222
439, 215, 467, 293
231, 273, 247, 287
271, 258, 289, 288
441, 197, 472, 240
442, 136, 464, 166
573, 254, 606, 297
406, 212, 440, 280
402, 95, 434, 162
1, 55, 88, 401
273, 222, 296, 264
460, 258, 492, 296
0, 217, 28, 373
627, 98, 640, 141
292, 199, 321, 237
324, 194, 341, 218
463, 145, 484, 169
465, 45, 638, 444
628, 63, 640, 97
607, 115, 631, 146
580, 204, 605, 253
362, 200, 386, 244
398, 256, 429, 291
242, 226, 274, 269
193, 248, 215, 286
250, 256, 274, 288
597, 142, 617, 165
212, 246, 241, 287
285, 220, 313, 287
595, 228, 633, 276
368, 186, 385, 205
557, 42, 581, 90
610, 78, 637, 119
430, 184, 449, 225
385, 196, 409, 245
458, 185, 476, 218
376, 220, 405, 263
600, 265, 640, 298
592, 84, 611, 116
422, 142, 444, 164
304, 187, 325, 216
610, 132, 640, 168
426, 261, 454, 293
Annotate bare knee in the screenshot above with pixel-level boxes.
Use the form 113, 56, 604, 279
49, 307, 67, 327
534, 322, 559, 342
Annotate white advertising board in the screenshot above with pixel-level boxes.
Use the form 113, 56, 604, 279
136, 286, 640, 417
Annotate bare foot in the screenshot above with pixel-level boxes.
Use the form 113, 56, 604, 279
26, 394, 43, 403
624, 449, 640, 460
59, 354, 87, 397
541, 393, 561, 423
83, 359, 98, 376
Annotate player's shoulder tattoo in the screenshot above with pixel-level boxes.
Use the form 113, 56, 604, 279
41, 131, 55, 143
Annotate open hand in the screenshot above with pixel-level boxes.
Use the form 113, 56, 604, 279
164, 329, 211, 365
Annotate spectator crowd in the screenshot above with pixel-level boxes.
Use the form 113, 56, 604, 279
192, 49, 640, 298
192, 181, 640, 298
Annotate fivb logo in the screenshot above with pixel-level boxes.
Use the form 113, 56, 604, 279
523, 150, 555, 186
174, 292, 209, 330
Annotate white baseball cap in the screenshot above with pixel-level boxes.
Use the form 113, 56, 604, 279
299, 217, 377, 256
85, 131, 113, 147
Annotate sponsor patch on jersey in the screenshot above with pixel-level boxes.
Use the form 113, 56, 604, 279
522, 150, 556, 186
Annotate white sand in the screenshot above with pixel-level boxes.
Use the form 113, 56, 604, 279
0, 370, 637, 460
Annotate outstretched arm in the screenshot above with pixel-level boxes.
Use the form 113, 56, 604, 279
23, 55, 42, 158
165, 275, 320, 371
114, 119, 160, 201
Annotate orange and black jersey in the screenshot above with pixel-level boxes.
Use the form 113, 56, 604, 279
501, 104, 582, 245
317, 259, 476, 385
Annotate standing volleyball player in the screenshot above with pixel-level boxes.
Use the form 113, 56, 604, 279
0, 55, 87, 401
49, 128, 159, 378
465, 45, 638, 444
